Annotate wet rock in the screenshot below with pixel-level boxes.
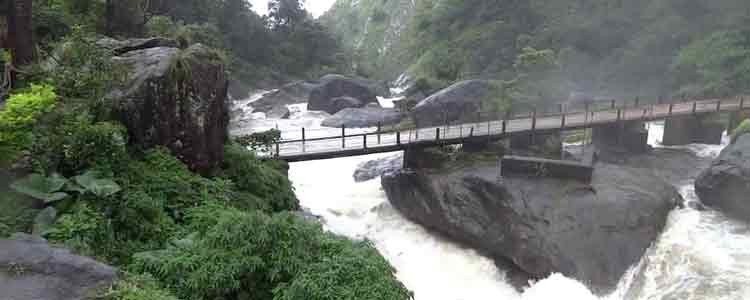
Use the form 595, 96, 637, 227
321, 107, 404, 128
97, 37, 179, 55
411, 80, 497, 127
0, 233, 119, 300
108, 42, 229, 175
382, 158, 681, 293
250, 81, 319, 112
695, 133, 750, 222
319, 74, 390, 97
308, 75, 379, 114
266, 105, 291, 119
353, 154, 403, 182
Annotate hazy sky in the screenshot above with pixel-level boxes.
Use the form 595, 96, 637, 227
248, 0, 337, 18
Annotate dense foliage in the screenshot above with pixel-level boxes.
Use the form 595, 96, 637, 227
132, 206, 412, 300
1, 1, 411, 299
325, 0, 750, 104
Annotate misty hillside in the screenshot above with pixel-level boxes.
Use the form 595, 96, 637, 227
323, 0, 750, 103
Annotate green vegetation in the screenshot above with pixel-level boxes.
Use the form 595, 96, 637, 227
326, 0, 750, 104
0, 84, 58, 163
731, 119, 750, 143
132, 206, 412, 300
0, 1, 411, 299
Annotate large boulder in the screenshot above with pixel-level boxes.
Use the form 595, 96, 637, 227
382, 158, 681, 293
411, 80, 496, 127
308, 75, 379, 114
250, 80, 320, 112
108, 42, 229, 175
353, 154, 403, 182
321, 107, 404, 128
695, 134, 750, 222
0, 234, 119, 300
96, 37, 180, 55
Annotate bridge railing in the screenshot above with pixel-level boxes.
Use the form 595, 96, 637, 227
269, 96, 747, 158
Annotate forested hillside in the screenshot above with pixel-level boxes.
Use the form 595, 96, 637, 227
324, 0, 750, 103
0, 1, 412, 299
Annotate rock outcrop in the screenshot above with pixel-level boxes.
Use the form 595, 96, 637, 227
308, 75, 379, 114
382, 156, 681, 293
321, 107, 404, 128
0, 234, 119, 300
411, 80, 497, 127
250, 80, 320, 112
353, 154, 403, 182
266, 105, 291, 119
108, 41, 229, 175
695, 133, 750, 222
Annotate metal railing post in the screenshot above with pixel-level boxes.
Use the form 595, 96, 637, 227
561, 113, 566, 128
436, 128, 440, 141
717, 100, 722, 112
741, 97, 745, 109
396, 131, 401, 145
502, 119, 507, 134
275, 142, 280, 157
377, 122, 382, 144
363, 135, 367, 149
302, 127, 306, 152
692, 101, 697, 114
341, 125, 346, 148
668, 103, 674, 115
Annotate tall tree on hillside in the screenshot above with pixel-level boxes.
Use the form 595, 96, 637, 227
6, 0, 34, 87
268, 0, 305, 31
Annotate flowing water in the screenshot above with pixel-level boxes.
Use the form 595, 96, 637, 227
235, 92, 750, 300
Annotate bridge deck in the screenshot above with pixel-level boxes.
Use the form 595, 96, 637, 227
269, 97, 746, 162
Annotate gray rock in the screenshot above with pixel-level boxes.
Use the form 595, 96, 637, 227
250, 81, 320, 112
321, 107, 404, 128
109, 43, 229, 174
411, 80, 496, 127
353, 154, 403, 182
695, 134, 750, 222
0, 234, 119, 300
97, 37, 179, 55
266, 105, 291, 119
308, 76, 379, 114
382, 159, 681, 293
320, 74, 390, 97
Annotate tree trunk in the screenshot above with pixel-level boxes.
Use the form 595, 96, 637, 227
8, 0, 33, 67
104, 0, 114, 36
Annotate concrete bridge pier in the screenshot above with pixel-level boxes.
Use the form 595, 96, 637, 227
592, 121, 650, 153
662, 114, 724, 146
509, 131, 563, 157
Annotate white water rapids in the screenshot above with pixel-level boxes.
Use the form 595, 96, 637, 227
232, 91, 750, 300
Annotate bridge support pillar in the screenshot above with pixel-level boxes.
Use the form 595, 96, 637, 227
663, 114, 724, 146
509, 131, 562, 157
592, 121, 649, 153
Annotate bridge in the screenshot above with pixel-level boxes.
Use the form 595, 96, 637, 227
269, 97, 748, 162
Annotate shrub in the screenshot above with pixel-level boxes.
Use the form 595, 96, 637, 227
0, 84, 58, 163
221, 144, 298, 212
104, 274, 178, 300
731, 119, 750, 143
30, 115, 128, 175
44, 202, 119, 261
132, 206, 412, 300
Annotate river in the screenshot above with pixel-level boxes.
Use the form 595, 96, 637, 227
232, 92, 750, 300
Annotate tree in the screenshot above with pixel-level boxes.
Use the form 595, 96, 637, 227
268, 0, 305, 31
6, 0, 35, 83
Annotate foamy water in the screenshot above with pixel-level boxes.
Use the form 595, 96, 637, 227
236, 93, 750, 300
